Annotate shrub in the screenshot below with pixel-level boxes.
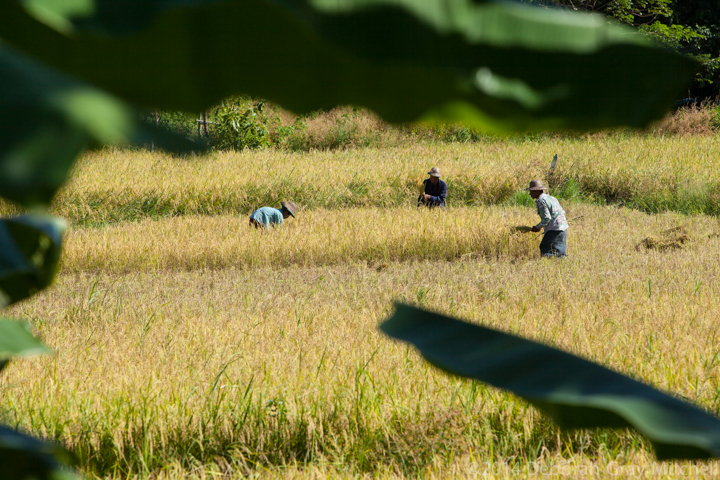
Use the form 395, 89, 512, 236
273, 118, 310, 151
148, 100, 720, 154
145, 110, 199, 142
209, 97, 270, 150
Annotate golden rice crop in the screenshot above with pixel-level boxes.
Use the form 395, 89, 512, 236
59, 136, 720, 200
3, 201, 720, 478
1, 134, 717, 223
59, 207, 538, 272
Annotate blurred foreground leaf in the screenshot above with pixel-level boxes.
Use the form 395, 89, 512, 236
380, 303, 720, 460
0, 320, 52, 362
0, 215, 65, 307
0, 45, 202, 207
0, 0, 696, 131
0, 425, 80, 480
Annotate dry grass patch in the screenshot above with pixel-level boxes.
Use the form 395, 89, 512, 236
650, 104, 718, 136
636, 226, 692, 252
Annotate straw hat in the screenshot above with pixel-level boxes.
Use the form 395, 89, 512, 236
281, 201, 297, 218
427, 167, 442, 178
526, 179, 547, 191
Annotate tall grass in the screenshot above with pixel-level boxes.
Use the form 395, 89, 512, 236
59, 207, 538, 273
1, 135, 715, 226
3, 205, 720, 478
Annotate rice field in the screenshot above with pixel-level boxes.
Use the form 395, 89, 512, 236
1, 134, 717, 225
2, 138, 720, 478
59, 207, 538, 273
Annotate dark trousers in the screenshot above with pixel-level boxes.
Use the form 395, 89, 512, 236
539, 230, 567, 257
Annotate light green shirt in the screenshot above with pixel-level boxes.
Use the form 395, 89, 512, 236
249, 207, 284, 229
534, 193, 568, 232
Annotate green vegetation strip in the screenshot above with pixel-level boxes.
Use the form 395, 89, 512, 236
53, 179, 718, 228
381, 304, 720, 460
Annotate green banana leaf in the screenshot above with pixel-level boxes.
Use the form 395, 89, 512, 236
0, 320, 52, 362
380, 303, 720, 460
0, 425, 80, 480
0, 215, 65, 308
0, 45, 200, 208
1, 0, 696, 131
0, 312, 70, 480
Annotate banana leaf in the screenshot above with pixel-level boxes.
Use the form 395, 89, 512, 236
0, 319, 52, 362
380, 303, 720, 460
0, 425, 80, 480
0, 45, 202, 207
0, 215, 65, 307
0, 0, 696, 131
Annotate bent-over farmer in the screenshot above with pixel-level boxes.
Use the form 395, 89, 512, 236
418, 167, 447, 208
249, 201, 297, 229
527, 180, 568, 257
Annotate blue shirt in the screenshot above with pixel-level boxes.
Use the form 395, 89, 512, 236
249, 207, 284, 228
423, 178, 447, 206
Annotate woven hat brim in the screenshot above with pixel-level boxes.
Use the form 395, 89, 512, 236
281, 202, 296, 218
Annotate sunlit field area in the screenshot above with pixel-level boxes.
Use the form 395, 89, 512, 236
3, 137, 720, 478
1, 134, 718, 225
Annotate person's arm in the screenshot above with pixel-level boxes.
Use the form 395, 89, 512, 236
421, 179, 432, 201
250, 210, 267, 229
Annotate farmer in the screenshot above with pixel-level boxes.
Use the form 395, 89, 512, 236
418, 167, 447, 208
249, 201, 297, 229
527, 180, 568, 257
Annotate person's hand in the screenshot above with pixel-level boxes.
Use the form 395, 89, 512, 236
531, 225, 541, 232
423, 194, 431, 200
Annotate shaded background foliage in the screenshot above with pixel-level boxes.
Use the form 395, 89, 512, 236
522, 0, 720, 98
146, 1, 720, 153
149, 100, 720, 153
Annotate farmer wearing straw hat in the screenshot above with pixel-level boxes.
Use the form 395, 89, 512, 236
526, 180, 568, 257
418, 167, 447, 208
249, 201, 297, 229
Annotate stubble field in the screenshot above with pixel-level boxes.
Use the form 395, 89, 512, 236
2, 136, 720, 479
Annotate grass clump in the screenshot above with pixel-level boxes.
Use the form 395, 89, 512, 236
636, 226, 691, 252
